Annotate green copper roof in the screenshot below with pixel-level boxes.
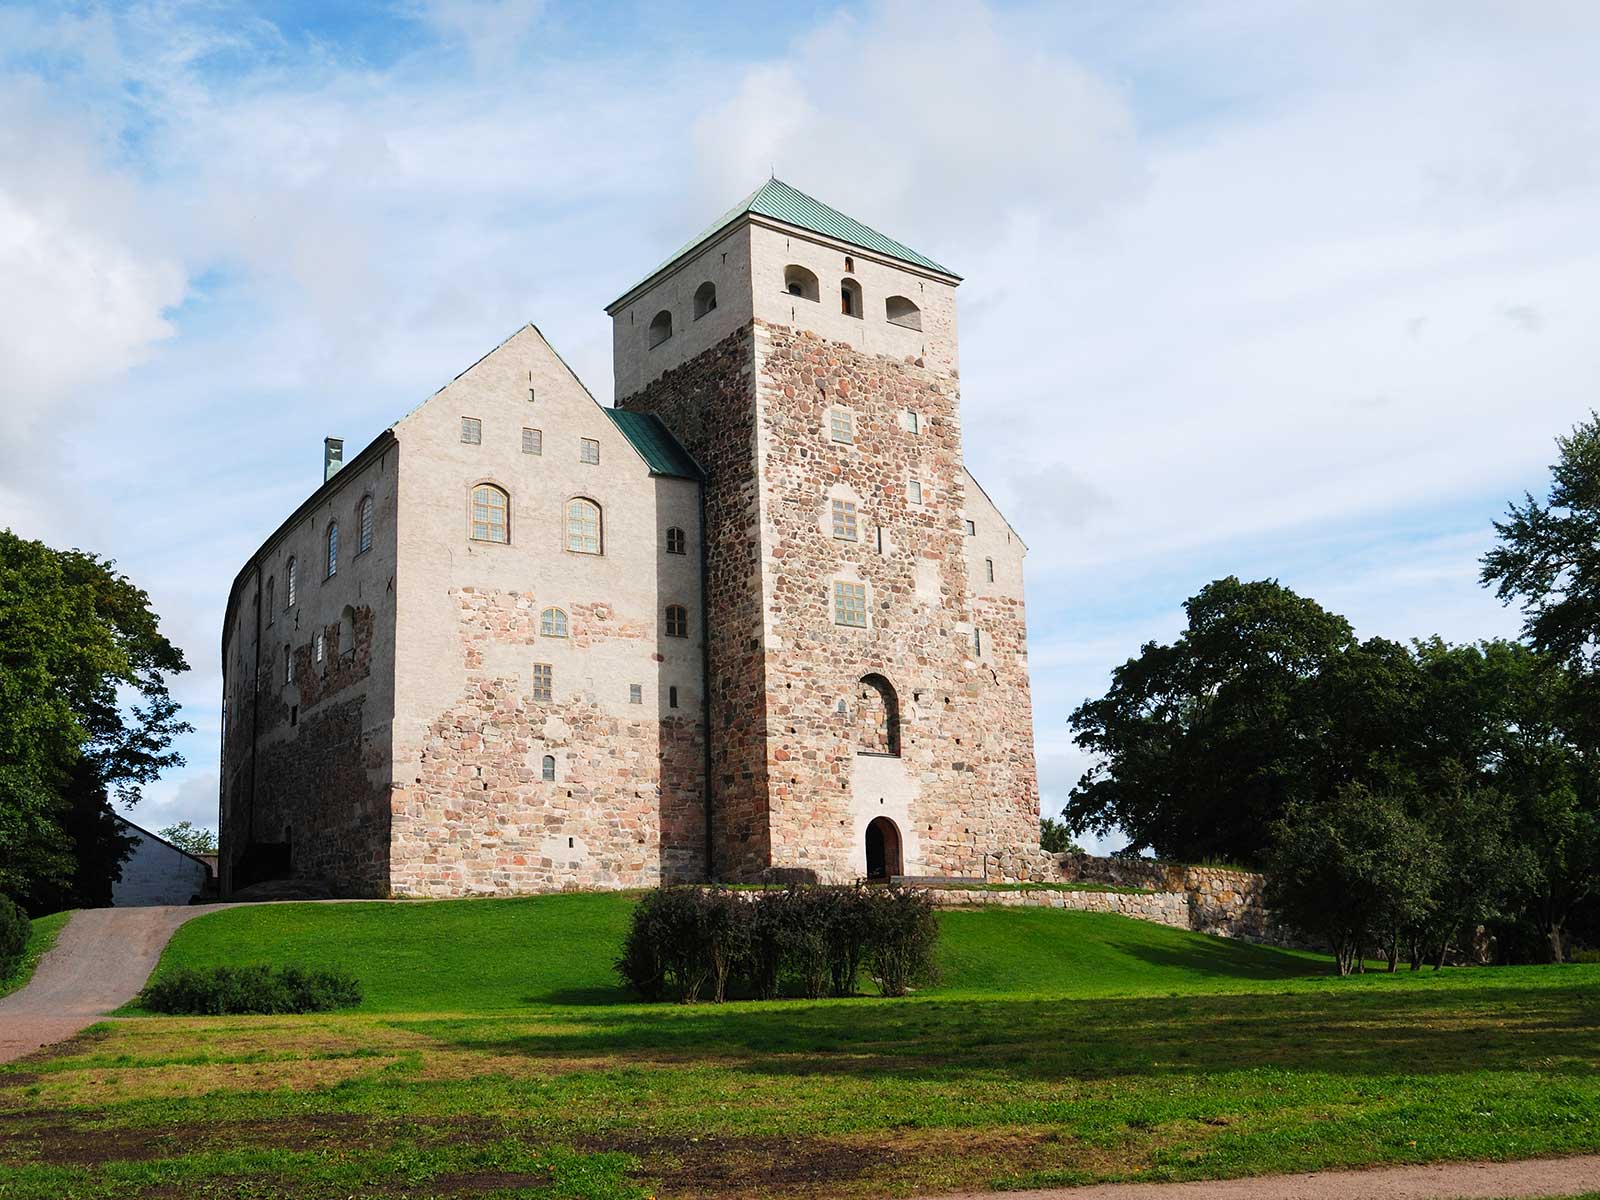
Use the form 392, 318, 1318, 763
605, 409, 704, 481
614, 178, 957, 306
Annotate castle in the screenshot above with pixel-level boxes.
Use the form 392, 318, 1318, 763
218, 179, 1040, 897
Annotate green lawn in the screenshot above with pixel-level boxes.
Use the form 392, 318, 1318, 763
3, 894, 1598, 1199
0, 910, 72, 1001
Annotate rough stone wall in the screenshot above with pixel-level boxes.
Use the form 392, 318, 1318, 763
927, 886, 1190, 927
753, 321, 1039, 881
388, 588, 704, 895
616, 324, 774, 880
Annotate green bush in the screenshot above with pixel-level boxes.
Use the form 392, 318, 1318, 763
1571, 948, 1600, 965
0, 895, 27, 979
615, 884, 941, 1003
140, 964, 362, 1014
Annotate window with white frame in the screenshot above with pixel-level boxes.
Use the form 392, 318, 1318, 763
833, 581, 867, 628
540, 607, 568, 637
580, 438, 600, 464
830, 408, 854, 444
532, 662, 553, 702
566, 498, 601, 554
522, 427, 542, 455
471, 484, 509, 544
461, 416, 482, 444
831, 499, 857, 541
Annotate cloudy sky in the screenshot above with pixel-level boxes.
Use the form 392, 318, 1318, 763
3, 1, 1597, 843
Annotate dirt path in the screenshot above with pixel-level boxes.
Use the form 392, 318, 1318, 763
922, 1154, 1600, 1200
0, 904, 236, 1063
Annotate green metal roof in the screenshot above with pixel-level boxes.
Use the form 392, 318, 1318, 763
605, 409, 704, 481
613, 178, 957, 306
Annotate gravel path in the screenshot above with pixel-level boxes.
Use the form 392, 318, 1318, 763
922, 1155, 1600, 1200
0, 904, 235, 1063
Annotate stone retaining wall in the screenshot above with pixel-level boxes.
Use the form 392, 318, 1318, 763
926, 886, 1190, 928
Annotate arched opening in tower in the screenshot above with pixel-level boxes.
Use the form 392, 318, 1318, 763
865, 816, 902, 881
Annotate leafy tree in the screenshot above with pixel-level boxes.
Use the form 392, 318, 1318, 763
1065, 577, 1356, 864
0, 530, 190, 906
1038, 816, 1084, 855
159, 821, 219, 856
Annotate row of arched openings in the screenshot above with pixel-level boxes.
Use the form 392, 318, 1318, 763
470, 486, 603, 554
784, 265, 923, 331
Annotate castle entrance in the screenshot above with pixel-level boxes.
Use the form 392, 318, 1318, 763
865, 816, 902, 880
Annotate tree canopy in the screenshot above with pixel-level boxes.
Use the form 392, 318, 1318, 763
0, 530, 190, 908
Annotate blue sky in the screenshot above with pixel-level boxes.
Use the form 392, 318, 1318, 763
2, 1, 1597, 845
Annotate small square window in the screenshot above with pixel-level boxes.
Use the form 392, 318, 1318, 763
580, 438, 600, 464
907, 479, 923, 504
830, 409, 854, 444
629, 683, 643, 704
902, 411, 920, 434
522, 427, 542, 455
831, 499, 857, 541
532, 662, 553, 702
833, 581, 867, 628
461, 417, 481, 444
964, 519, 976, 535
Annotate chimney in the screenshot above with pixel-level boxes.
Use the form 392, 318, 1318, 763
323, 437, 344, 483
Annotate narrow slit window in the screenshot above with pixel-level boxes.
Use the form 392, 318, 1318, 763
669, 686, 679, 709
284, 645, 293, 685
358, 497, 374, 554
833, 581, 867, 628
266, 578, 275, 625
986, 557, 995, 582
286, 558, 297, 607
315, 630, 325, 664
532, 663, 553, 702
325, 522, 339, 578
542, 754, 556, 782
461, 416, 482, 444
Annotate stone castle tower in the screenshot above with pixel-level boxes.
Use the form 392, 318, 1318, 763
608, 179, 1039, 883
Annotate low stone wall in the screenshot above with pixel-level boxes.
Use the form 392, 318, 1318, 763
926, 886, 1190, 928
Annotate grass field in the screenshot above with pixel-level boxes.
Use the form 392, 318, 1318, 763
0, 910, 73, 1001
3, 894, 1598, 1199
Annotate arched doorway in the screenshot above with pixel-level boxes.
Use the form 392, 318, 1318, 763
865, 816, 902, 881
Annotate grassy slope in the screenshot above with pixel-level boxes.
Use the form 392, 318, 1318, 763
0, 910, 72, 1000
5, 894, 1599, 1200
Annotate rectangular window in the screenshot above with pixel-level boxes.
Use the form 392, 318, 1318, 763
964, 519, 976, 535
830, 409, 854, 444
314, 631, 325, 664
986, 557, 995, 582
284, 645, 293, 685
580, 437, 600, 464
669, 686, 679, 709
833, 581, 867, 628
461, 417, 481, 444
665, 605, 689, 638
831, 498, 857, 541
522, 427, 542, 455
907, 479, 923, 504
902, 410, 920, 434
532, 662, 553, 702
629, 684, 643, 704
973, 628, 982, 655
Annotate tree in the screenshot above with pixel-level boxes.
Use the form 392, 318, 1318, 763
1266, 783, 1436, 975
1065, 577, 1357, 864
158, 821, 219, 857
0, 530, 190, 906
1038, 816, 1084, 855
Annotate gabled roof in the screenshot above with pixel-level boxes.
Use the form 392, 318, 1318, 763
605, 409, 704, 481
611, 178, 958, 309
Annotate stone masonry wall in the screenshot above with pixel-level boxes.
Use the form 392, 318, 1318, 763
388, 588, 704, 896
927, 885, 1190, 927
616, 324, 774, 880
753, 321, 1039, 881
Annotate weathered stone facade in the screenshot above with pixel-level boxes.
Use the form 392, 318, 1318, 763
219, 180, 1040, 897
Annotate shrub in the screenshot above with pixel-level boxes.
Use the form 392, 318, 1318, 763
140, 964, 362, 1014
0, 895, 27, 979
1572, 948, 1600, 965
863, 886, 940, 997
616, 883, 942, 1003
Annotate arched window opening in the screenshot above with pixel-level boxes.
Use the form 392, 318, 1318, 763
665, 526, 686, 555
566, 497, 602, 554
471, 484, 509, 544
693, 281, 717, 319
265, 578, 275, 625
665, 604, 688, 638
885, 295, 922, 330
844, 255, 854, 273
326, 522, 339, 578
338, 605, 356, 662
647, 309, 673, 348
784, 264, 819, 301
857, 673, 901, 756
840, 277, 862, 318
541, 754, 556, 782
358, 495, 374, 554
286, 558, 297, 608
866, 816, 902, 881
540, 607, 568, 638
